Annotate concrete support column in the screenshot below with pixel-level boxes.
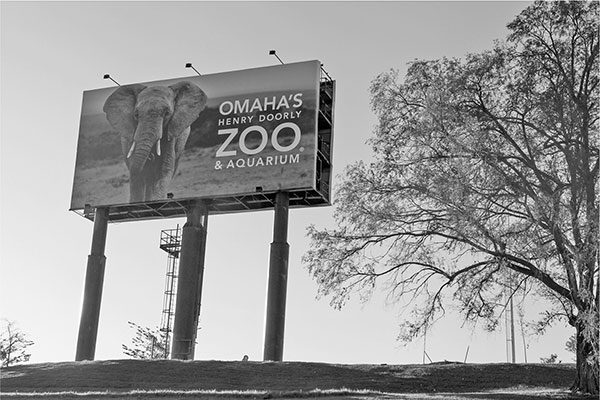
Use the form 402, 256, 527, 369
75, 207, 109, 361
171, 200, 208, 360
263, 191, 290, 361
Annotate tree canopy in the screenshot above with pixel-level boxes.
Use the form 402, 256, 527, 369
304, 1, 598, 394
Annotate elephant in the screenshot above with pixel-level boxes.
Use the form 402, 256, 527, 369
103, 81, 207, 203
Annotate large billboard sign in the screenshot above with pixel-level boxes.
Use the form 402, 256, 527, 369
71, 60, 333, 220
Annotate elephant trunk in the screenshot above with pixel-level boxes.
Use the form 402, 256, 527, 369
128, 115, 164, 175
129, 140, 154, 175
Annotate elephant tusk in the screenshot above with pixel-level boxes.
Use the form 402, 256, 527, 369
156, 141, 161, 156
127, 142, 136, 159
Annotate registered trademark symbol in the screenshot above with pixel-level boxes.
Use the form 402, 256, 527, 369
299, 147, 305, 152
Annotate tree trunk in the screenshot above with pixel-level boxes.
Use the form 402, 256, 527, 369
571, 320, 599, 395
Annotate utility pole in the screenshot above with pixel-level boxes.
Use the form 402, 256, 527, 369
505, 287, 516, 363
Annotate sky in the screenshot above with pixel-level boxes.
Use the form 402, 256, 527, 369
0, 0, 576, 366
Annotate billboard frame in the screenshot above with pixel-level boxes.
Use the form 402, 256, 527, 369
71, 65, 335, 223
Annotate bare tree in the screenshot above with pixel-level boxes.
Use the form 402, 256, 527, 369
304, 1, 598, 394
0, 319, 34, 367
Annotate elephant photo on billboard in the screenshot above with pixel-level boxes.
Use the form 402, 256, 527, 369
103, 81, 207, 203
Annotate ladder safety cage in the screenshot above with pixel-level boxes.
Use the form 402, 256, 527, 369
159, 225, 182, 358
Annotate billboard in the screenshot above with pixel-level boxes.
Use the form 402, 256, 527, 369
70, 60, 327, 215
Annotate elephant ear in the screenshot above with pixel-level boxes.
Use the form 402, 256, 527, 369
103, 84, 147, 156
168, 81, 207, 141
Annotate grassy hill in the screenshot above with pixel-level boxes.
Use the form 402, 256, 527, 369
1, 360, 595, 399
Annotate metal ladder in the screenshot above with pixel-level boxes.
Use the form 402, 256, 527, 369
159, 225, 182, 358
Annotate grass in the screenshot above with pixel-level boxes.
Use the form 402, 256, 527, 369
1, 360, 596, 399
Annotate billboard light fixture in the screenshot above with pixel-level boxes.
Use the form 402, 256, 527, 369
185, 63, 202, 76
269, 50, 284, 65
103, 74, 120, 86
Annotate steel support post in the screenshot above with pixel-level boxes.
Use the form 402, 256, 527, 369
171, 200, 208, 360
263, 191, 290, 361
75, 207, 109, 361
